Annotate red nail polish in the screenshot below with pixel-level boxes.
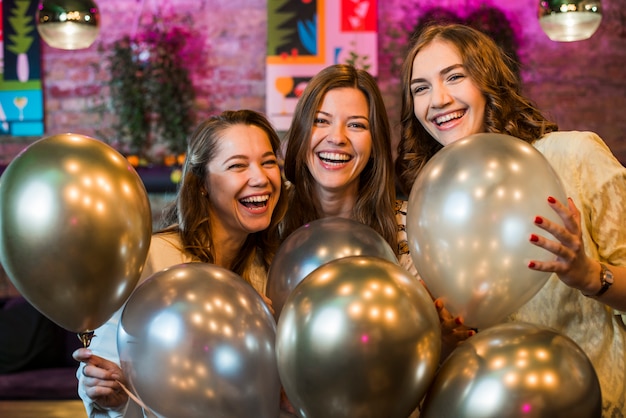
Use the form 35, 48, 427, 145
528, 261, 536, 268
534, 216, 543, 224
530, 234, 539, 242
547, 196, 556, 204
469, 330, 476, 337
455, 317, 463, 325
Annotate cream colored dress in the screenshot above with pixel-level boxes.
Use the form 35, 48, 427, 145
508, 131, 626, 417
77, 232, 269, 418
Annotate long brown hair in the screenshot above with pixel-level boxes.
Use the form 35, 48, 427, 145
160, 110, 288, 281
395, 23, 558, 196
282, 64, 398, 252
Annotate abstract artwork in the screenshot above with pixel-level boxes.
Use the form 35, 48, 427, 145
0, 0, 44, 136
266, 0, 378, 131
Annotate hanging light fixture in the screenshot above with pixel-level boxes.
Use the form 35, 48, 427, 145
36, 0, 100, 50
538, 0, 602, 42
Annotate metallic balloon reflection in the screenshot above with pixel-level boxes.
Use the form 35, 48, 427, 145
118, 263, 280, 418
407, 133, 568, 329
0, 133, 151, 334
277, 256, 441, 418
267, 217, 398, 320
421, 322, 601, 418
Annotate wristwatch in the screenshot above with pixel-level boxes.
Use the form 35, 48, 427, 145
585, 262, 614, 297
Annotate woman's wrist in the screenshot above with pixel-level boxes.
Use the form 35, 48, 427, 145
581, 261, 610, 297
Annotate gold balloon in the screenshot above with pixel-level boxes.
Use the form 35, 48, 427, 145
421, 322, 601, 418
0, 133, 151, 333
276, 256, 441, 418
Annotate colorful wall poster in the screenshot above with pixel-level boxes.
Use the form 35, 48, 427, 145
0, 0, 44, 136
266, 0, 378, 131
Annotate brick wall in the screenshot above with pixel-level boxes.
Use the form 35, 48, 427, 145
2, 0, 625, 165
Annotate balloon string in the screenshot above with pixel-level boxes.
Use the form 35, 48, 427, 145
116, 380, 155, 415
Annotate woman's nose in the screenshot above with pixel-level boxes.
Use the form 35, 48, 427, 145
326, 124, 347, 145
431, 83, 452, 108
248, 164, 270, 187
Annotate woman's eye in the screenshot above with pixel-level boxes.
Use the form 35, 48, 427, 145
228, 163, 246, 170
348, 122, 367, 130
262, 159, 278, 167
448, 73, 465, 82
314, 117, 329, 125
412, 85, 427, 95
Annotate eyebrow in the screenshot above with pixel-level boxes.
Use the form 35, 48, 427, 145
223, 151, 276, 163
410, 63, 464, 85
316, 110, 369, 122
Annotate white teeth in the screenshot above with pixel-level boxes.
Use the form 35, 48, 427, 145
240, 195, 269, 203
318, 152, 351, 162
435, 111, 464, 125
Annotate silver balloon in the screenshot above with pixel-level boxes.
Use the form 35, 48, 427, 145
276, 256, 441, 418
407, 133, 568, 329
421, 322, 601, 418
118, 263, 280, 418
267, 217, 398, 319
0, 133, 151, 333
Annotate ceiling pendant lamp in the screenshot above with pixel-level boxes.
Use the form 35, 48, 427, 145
538, 0, 602, 42
36, 0, 100, 50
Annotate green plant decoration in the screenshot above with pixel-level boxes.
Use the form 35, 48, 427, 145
108, 20, 196, 164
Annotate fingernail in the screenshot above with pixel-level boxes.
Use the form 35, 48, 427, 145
435, 300, 443, 309
530, 234, 539, 242
469, 330, 476, 337
528, 261, 536, 268
534, 216, 543, 224
455, 317, 463, 325
547, 196, 556, 204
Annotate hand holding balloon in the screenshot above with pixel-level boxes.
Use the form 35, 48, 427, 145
434, 298, 476, 360
529, 196, 600, 295
407, 133, 568, 329
73, 348, 128, 410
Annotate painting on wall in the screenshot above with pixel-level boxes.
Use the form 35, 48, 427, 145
266, 0, 377, 131
0, 0, 44, 136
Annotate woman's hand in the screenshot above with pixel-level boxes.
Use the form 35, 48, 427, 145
435, 298, 475, 361
73, 348, 129, 409
528, 196, 598, 293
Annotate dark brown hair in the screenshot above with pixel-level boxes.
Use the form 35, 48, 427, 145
282, 64, 398, 252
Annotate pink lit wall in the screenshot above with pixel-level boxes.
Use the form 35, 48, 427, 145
4, 0, 624, 164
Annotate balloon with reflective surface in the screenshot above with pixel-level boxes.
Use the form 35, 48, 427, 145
276, 256, 441, 418
0, 133, 151, 333
267, 216, 398, 319
421, 322, 601, 418
407, 133, 568, 329
118, 263, 280, 418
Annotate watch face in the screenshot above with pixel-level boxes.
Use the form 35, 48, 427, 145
605, 267, 614, 284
